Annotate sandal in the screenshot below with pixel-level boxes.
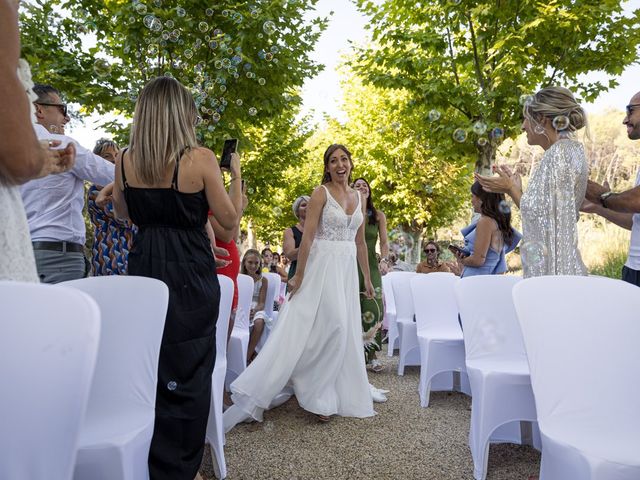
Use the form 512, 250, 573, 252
316, 414, 330, 423
368, 359, 384, 373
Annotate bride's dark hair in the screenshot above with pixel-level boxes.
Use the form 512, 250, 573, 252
322, 144, 353, 184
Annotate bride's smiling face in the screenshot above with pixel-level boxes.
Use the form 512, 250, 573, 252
326, 148, 352, 183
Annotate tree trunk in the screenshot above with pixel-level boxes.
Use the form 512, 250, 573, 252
475, 141, 497, 175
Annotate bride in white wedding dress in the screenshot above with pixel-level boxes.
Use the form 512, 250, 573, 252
224, 144, 379, 431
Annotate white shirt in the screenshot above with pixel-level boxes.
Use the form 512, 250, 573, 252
626, 169, 640, 270
20, 124, 115, 245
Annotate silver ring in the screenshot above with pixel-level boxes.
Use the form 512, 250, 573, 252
48, 141, 54, 147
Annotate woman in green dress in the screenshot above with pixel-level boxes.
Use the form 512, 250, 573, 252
353, 177, 389, 372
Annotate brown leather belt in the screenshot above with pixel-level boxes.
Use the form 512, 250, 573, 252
32, 241, 84, 253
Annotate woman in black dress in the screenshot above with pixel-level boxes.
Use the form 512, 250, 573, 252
111, 77, 241, 479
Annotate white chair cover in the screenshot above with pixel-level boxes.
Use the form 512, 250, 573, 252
410, 272, 469, 407
456, 275, 539, 480
63, 276, 168, 480
0, 281, 100, 480
226, 274, 253, 390
387, 272, 420, 374
207, 275, 234, 479
513, 275, 640, 480
381, 274, 399, 356
255, 272, 281, 351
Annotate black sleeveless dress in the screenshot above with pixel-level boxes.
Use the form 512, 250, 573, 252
287, 225, 303, 281
122, 151, 219, 480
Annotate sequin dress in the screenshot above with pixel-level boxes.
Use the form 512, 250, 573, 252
519, 139, 588, 278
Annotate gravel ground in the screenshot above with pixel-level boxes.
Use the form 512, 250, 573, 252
200, 347, 540, 479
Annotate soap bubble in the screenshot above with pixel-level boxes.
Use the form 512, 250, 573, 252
272, 206, 283, 216
148, 44, 158, 55
362, 311, 375, 325
265, 52, 273, 61
388, 229, 415, 255
93, 59, 111, 76
165, 19, 174, 28
199, 22, 209, 32
263, 20, 277, 35
184, 49, 193, 59
167, 380, 177, 391
492, 127, 504, 139
519, 94, 534, 106
498, 200, 511, 214
143, 15, 162, 32
248, 107, 257, 116
477, 137, 488, 147
175, 6, 186, 17
552, 115, 570, 131
453, 128, 468, 143
205, 8, 214, 16
520, 241, 547, 267
428, 109, 441, 122
247, 187, 255, 195
473, 121, 487, 135
258, 78, 266, 86
135, 3, 147, 14
236, 99, 243, 106
424, 184, 434, 194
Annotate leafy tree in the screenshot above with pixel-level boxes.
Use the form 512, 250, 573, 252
354, 0, 640, 172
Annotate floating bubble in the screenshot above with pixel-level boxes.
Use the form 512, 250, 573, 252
184, 49, 193, 59
265, 52, 273, 61
199, 21, 209, 32
236, 99, 243, 106
176, 6, 186, 17
520, 241, 547, 267
247, 187, 255, 195
222, 9, 229, 16
519, 94, 534, 106
214, 60, 223, 69
473, 120, 487, 135
258, 78, 266, 86
552, 115, 570, 131
205, 8, 214, 16
143, 14, 161, 31
449, 0, 461, 4
219, 85, 227, 92
148, 44, 158, 55
257, 33, 264, 39
93, 59, 111, 76
428, 109, 441, 122
388, 229, 415, 255
165, 19, 174, 28
362, 311, 375, 325
492, 127, 504, 139
283, 93, 292, 101
128, 16, 135, 24
477, 137, 488, 147
263, 20, 277, 35
195, 115, 203, 126
135, 3, 147, 14
152, 0, 161, 6
498, 200, 511, 214
209, 40, 218, 49
391, 122, 400, 131
212, 112, 221, 122
167, 380, 177, 391
248, 107, 257, 116
424, 184, 434, 194
250, 8, 259, 18
272, 206, 283, 216
453, 128, 468, 143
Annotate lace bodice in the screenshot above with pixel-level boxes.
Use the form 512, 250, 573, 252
315, 185, 363, 242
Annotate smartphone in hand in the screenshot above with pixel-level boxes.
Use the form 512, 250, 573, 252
448, 244, 469, 258
220, 138, 238, 170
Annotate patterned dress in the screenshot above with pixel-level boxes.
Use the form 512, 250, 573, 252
358, 219, 383, 363
87, 185, 137, 275
519, 139, 588, 277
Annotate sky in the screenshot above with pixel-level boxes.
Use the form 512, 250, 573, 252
68, 0, 640, 148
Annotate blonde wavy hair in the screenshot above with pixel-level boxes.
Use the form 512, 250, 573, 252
524, 86, 588, 135
129, 77, 198, 185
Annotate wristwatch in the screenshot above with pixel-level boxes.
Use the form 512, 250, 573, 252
600, 191, 614, 207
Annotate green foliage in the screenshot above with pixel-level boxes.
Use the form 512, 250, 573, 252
588, 248, 627, 279
353, 0, 640, 170
304, 67, 473, 261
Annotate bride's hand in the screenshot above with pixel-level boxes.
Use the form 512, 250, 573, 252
287, 274, 303, 299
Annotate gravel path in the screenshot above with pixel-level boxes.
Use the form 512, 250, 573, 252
201, 347, 540, 479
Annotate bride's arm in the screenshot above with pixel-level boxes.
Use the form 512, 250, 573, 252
287, 186, 325, 296
356, 192, 374, 299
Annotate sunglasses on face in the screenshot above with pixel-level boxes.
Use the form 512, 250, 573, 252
625, 104, 640, 116
36, 102, 68, 117
425, 248, 437, 253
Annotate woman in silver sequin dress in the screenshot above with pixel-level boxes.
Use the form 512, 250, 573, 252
476, 86, 588, 278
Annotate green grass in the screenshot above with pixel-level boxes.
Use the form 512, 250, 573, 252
588, 248, 627, 279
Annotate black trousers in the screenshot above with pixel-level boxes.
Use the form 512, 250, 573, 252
621, 265, 640, 287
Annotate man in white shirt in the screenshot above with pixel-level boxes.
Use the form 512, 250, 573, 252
584, 91, 640, 287
20, 84, 115, 283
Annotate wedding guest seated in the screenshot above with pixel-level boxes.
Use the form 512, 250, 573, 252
416, 241, 452, 274
242, 249, 267, 363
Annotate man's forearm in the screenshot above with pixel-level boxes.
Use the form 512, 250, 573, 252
594, 206, 634, 230
604, 186, 640, 214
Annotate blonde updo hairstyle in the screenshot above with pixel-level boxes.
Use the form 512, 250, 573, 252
524, 86, 587, 137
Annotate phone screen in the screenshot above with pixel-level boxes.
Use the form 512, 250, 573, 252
220, 138, 238, 169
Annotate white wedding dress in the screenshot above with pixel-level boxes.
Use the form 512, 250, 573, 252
226, 185, 375, 427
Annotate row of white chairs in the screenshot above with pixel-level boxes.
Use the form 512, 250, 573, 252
383, 271, 640, 480
0, 274, 235, 480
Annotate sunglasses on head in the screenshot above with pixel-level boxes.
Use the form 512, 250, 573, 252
625, 104, 640, 116
36, 102, 68, 117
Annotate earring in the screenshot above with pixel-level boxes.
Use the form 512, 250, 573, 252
533, 124, 545, 135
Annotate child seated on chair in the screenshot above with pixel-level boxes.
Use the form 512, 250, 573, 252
241, 249, 267, 363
